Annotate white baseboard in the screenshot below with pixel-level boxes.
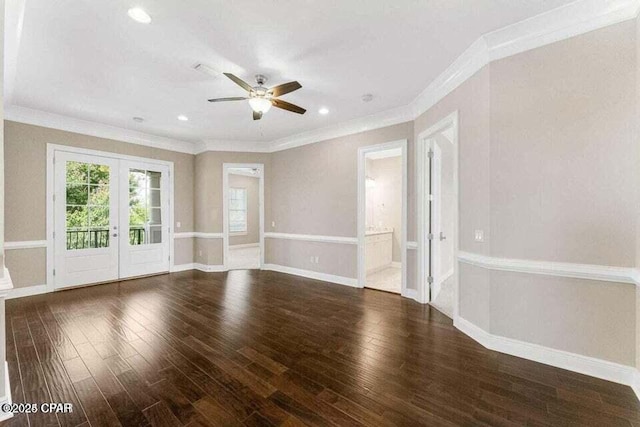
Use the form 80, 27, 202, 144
0, 362, 13, 421
263, 264, 358, 288
193, 263, 227, 273
391, 261, 402, 268
229, 243, 260, 249
170, 263, 195, 273
7, 284, 48, 300
454, 316, 639, 399
402, 288, 419, 302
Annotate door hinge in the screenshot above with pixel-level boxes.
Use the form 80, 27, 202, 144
428, 194, 434, 201
427, 276, 433, 284
427, 233, 434, 240
53, 193, 56, 202
53, 269, 56, 276
53, 231, 55, 239
427, 150, 434, 159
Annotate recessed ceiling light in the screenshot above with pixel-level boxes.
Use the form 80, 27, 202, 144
177, 115, 189, 121
128, 8, 152, 24
319, 107, 329, 115
132, 117, 144, 123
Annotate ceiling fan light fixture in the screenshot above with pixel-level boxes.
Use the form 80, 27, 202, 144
249, 97, 272, 114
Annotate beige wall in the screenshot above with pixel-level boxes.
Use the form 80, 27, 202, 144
265, 122, 413, 279
194, 151, 270, 266
4, 121, 196, 287
489, 20, 637, 267
229, 174, 260, 246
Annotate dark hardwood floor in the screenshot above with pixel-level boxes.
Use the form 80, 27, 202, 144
2, 270, 640, 427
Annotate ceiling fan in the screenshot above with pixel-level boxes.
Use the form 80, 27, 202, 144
208, 73, 306, 120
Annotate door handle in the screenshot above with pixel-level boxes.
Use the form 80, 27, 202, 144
112, 233, 118, 237
439, 232, 446, 241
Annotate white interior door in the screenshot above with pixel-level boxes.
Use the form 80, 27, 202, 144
118, 161, 170, 278
54, 152, 120, 289
430, 142, 443, 300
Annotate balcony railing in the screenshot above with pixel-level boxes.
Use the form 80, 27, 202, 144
66, 227, 146, 250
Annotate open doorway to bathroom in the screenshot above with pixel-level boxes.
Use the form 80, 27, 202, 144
223, 164, 264, 270
357, 140, 407, 295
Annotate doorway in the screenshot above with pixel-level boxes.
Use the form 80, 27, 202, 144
357, 140, 407, 295
417, 112, 459, 317
49, 145, 173, 290
223, 164, 265, 270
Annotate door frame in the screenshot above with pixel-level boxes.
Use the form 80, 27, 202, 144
357, 139, 408, 296
46, 144, 175, 292
416, 111, 459, 316
222, 163, 265, 270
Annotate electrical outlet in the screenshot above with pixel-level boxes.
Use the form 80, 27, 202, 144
310, 256, 314, 263
271, 221, 276, 228
176, 221, 181, 228
199, 250, 203, 257
474, 230, 484, 242
314, 256, 319, 264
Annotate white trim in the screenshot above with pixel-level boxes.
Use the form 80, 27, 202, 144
170, 263, 195, 273
46, 144, 175, 291
223, 163, 265, 271
357, 139, 408, 299
229, 243, 260, 249
9, 1, 636, 154
416, 112, 459, 309
0, 363, 13, 421
193, 263, 227, 273
458, 251, 638, 285
264, 232, 357, 245
4, 0, 26, 108
263, 264, 358, 288
0, 269, 15, 296
7, 284, 48, 300
407, 241, 418, 250
9, 106, 195, 154
193, 232, 224, 239
4, 240, 47, 250
454, 316, 639, 392
173, 232, 195, 239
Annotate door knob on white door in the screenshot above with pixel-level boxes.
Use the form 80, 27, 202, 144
439, 232, 446, 241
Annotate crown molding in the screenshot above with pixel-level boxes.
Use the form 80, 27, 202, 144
269, 105, 413, 152
194, 139, 271, 154
5, 0, 639, 155
5, 105, 196, 154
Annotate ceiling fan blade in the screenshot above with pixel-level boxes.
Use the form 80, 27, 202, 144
223, 73, 254, 93
207, 97, 248, 102
269, 81, 302, 97
253, 111, 263, 121
272, 99, 306, 115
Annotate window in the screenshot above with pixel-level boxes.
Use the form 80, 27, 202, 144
129, 169, 163, 245
229, 188, 247, 234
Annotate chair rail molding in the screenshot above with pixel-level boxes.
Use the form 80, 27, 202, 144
458, 251, 638, 285
4, 240, 48, 250
264, 232, 358, 245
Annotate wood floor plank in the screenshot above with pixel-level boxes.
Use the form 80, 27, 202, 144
4, 270, 640, 427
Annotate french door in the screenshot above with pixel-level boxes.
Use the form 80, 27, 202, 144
54, 151, 170, 289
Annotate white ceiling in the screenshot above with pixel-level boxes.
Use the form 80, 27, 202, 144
12, 0, 576, 146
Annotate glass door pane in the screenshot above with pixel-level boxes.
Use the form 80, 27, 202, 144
128, 169, 163, 245
65, 161, 111, 250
